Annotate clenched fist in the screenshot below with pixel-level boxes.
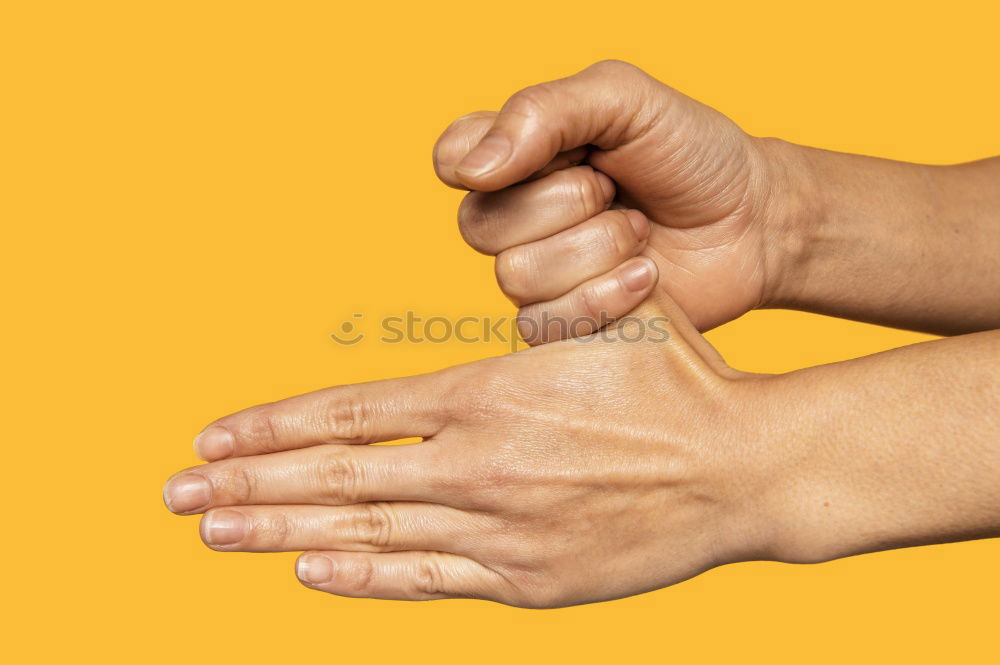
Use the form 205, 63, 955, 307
434, 60, 796, 341
435, 60, 1000, 339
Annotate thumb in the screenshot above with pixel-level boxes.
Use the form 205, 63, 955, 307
454, 60, 665, 192
433, 111, 592, 190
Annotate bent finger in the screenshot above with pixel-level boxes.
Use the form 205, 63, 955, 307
495, 209, 649, 305
458, 165, 615, 255
516, 256, 658, 345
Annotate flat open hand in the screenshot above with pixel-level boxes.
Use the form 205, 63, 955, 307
163, 295, 776, 607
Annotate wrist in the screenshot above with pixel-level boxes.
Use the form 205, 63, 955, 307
740, 372, 853, 564
747, 343, 1000, 565
706, 374, 824, 565
749, 137, 824, 311
723, 371, 889, 565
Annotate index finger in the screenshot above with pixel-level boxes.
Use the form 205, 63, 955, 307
193, 372, 452, 461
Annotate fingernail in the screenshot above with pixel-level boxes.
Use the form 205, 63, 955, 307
193, 426, 234, 461
163, 475, 211, 513
620, 259, 654, 293
202, 510, 247, 546
455, 133, 512, 178
297, 554, 334, 585
625, 209, 649, 241
595, 171, 616, 202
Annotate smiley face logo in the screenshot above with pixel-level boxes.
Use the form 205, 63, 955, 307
330, 313, 365, 345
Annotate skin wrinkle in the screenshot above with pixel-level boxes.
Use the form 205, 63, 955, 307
439, 60, 1000, 336
168, 302, 1000, 605
167, 61, 1000, 608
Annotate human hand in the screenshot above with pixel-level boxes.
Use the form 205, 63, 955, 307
163, 294, 784, 607
164, 285, 1000, 606
434, 60, 799, 341
435, 61, 1000, 338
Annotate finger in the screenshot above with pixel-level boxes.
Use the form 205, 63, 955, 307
296, 550, 512, 603
495, 209, 649, 305
193, 372, 450, 461
454, 60, 664, 191
433, 112, 494, 189
163, 443, 441, 514
434, 112, 592, 190
458, 165, 616, 255
199, 502, 479, 554
527, 146, 590, 180
516, 256, 657, 345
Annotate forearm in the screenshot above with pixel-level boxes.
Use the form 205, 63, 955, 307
762, 143, 1000, 335
756, 329, 1000, 562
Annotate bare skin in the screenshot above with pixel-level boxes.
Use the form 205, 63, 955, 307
434, 60, 1000, 340
163, 292, 1000, 607
164, 61, 1000, 607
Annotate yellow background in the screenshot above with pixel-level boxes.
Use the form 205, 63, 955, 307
2, 1, 997, 662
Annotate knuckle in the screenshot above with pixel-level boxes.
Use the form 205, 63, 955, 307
474, 458, 523, 493
213, 463, 257, 504
507, 85, 560, 154
507, 84, 553, 118
448, 446, 529, 501
352, 502, 394, 549
565, 170, 604, 219
343, 556, 378, 595
259, 511, 293, 548
322, 389, 371, 442
240, 406, 281, 453
447, 362, 516, 422
413, 553, 448, 596
315, 448, 360, 504
593, 212, 632, 258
